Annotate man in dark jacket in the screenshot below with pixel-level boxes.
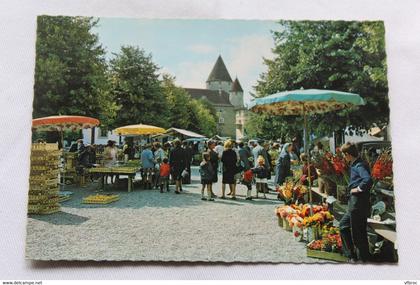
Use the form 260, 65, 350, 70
238, 142, 252, 170
339, 142, 373, 262
182, 141, 193, 184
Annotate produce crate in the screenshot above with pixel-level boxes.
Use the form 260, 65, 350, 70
58, 195, 71, 203
28, 143, 61, 214
82, 194, 120, 204
27, 204, 42, 214
31, 143, 59, 151
39, 206, 60, 215
307, 248, 348, 262
29, 177, 59, 186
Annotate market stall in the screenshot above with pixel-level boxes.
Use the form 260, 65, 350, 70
273, 146, 396, 263
88, 165, 138, 192
32, 115, 100, 185
249, 89, 365, 213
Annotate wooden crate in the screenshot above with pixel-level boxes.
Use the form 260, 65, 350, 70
82, 194, 120, 204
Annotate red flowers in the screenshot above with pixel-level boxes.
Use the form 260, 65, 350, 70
372, 152, 393, 180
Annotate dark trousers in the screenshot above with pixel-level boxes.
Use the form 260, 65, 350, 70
339, 208, 370, 261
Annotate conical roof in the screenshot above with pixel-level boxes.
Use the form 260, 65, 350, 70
231, 77, 243, 92
207, 55, 232, 83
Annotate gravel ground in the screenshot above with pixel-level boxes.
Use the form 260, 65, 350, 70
26, 167, 324, 263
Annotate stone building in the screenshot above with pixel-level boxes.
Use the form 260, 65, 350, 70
184, 55, 247, 140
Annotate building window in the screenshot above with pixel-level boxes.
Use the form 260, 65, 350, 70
219, 117, 225, 124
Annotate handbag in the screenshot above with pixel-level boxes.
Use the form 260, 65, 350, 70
181, 169, 189, 178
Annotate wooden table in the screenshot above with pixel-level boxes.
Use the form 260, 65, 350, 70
367, 219, 397, 249
89, 166, 138, 192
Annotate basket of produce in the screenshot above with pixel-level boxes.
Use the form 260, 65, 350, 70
82, 194, 120, 204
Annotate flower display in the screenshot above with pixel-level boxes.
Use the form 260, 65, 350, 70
372, 151, 393, 181
313, 150, 350, 186
276, 203, 333, 228
308, 226, 342, 253
277, 180, 308, 203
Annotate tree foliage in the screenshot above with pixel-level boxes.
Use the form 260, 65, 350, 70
248, 20, 389, 139
161, 74, 191, 129
109, 46, 169, 128
33, 16, 118, 126
162, 75, 217, 137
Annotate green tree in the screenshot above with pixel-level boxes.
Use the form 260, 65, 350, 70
161, 75, 217, 136
109, 46, 169, 128
33, 16, 117, 126
249, 20, 389, 138
161, 74, 191, 128
187, 100, 217, 137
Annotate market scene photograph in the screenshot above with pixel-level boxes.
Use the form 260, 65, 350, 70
26, 16, 396, 263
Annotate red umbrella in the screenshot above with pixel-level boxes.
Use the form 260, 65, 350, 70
32, 115, 100, 132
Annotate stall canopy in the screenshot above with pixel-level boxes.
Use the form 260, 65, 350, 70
210, 135, 231, 141
32, 115, 100, 132
249, 88, 365, 214
164, 128, 205, 138
114, 124, 165, 136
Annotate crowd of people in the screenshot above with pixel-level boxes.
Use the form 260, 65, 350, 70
63, 135, 373, 262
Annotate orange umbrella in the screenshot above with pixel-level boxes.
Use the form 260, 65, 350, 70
32, 115, 100, 132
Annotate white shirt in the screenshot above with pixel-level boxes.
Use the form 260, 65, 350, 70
215, 145, 224, 158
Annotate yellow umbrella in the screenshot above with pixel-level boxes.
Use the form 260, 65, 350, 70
114, 124, 165, 136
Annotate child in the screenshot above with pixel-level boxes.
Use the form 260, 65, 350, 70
252, 155, 269, 199
199, 152, 214, 201
242, 169, 254, 200
159, 158, 171, 193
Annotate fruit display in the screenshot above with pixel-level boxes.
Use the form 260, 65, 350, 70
82, 194, 120, 204
28, 143, 61, 214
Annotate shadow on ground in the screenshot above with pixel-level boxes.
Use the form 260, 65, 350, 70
29, 211, 89, 225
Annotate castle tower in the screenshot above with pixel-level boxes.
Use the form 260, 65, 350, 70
206, 55, 233, 93
229, 77, 244, 108
231, 77, 247, 141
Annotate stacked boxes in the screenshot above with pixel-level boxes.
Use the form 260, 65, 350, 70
28, 143, 61, 214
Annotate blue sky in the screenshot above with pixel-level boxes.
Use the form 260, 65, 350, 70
93, 18, 279, 104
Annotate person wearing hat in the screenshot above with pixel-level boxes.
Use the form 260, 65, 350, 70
141, 143, 155, 189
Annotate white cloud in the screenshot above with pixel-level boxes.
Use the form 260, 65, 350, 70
188, 44, 216, 54
172, 60, 214, 88
227, 34, 275, 103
